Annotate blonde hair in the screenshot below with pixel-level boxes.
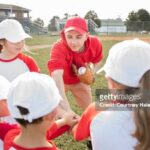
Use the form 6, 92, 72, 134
133, 70, 150, 150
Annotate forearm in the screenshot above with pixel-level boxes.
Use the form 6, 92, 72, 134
93, 62, 102, 73
51, 70, 71, 111
55, 119, 68, 128
59, 99, 71, 112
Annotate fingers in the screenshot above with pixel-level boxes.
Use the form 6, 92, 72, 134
85, 62, 93, 70
64, 111, 80, 127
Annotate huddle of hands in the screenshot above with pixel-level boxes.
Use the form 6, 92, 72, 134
54, 62, 96, 133
56, 108, 81, 133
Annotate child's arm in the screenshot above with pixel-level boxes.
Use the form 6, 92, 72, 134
93, 62, 102, 73
46, 113, 79, 140
51, 70, 72, 112
56, 113, 79, 128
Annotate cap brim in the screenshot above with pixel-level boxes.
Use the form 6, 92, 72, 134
7, 33, 32, 43
64, 26, 86, 34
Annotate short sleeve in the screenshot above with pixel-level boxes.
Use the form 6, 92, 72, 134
18, 54, 40, 73
47, 42, 67, 74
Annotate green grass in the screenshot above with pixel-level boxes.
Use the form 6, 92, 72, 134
24, 35, 130, 149
26, 35, 59, 46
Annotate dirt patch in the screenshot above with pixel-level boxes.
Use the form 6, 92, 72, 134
28, 45, 51, 50
101, 36, 150, 42
27, 36, 150, 51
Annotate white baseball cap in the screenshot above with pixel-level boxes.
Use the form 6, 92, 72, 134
97, 39, 150, 87
0, 75, 10, 100
7, 72, 61, 122
0, 19, 31, 43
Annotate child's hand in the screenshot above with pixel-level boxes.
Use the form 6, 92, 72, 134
55, 111, 80, 129
63, 113, 80, 127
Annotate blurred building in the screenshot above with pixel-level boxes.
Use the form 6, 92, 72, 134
0, 4, 48, 34
97, 18, 127, 33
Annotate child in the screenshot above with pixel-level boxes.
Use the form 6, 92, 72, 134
0, 75, 17, 124
0, 75, 18, 149
0, 72, 78, 150
0, 75, 11, 150
74, 39, 150, 150
0, 75, 11, 120
0, 19, 40, 82
48, 16, 103, 114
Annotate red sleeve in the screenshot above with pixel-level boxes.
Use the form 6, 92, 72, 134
4, 129, 20, 150
0, 122, 19, 141
18, 53, 40, 72
47, 40, 67, 74
90, 37, 103, 64
73, 103, 100, 141
46, 122, 70, 140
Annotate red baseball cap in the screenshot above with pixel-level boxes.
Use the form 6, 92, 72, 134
64, 17, 88, 34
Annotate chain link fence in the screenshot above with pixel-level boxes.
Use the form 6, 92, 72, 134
126, 21, 150, 32
97, 20, 150, 34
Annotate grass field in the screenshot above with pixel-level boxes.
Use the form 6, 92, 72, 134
25, 34, 150, 150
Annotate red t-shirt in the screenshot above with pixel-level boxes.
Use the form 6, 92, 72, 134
4, 129, 57, 150
0, 53, 40, 82
48, 32, 103, 84
0, 122, 70, 150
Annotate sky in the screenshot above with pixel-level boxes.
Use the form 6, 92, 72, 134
0, 0, 150, 26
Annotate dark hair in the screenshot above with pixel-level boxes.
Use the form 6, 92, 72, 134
133, 70, 150, 150
0, 44, 3, 53
15, 106, 43, 127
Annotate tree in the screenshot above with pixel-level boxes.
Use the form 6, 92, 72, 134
63, 13, 79, 19
125, 9, 150, 31
64, 13, 69, 19
137, 9, 150, 21
73, 13, 78, 17
126, 11, 138, 21
48, 16, 60, 31
85, 10, 98, 19
137, 9, 150, 31
93, 19, 101, 28
84, 10, 101, 27
33, 18, 44, 27
125, 11, 138, 31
